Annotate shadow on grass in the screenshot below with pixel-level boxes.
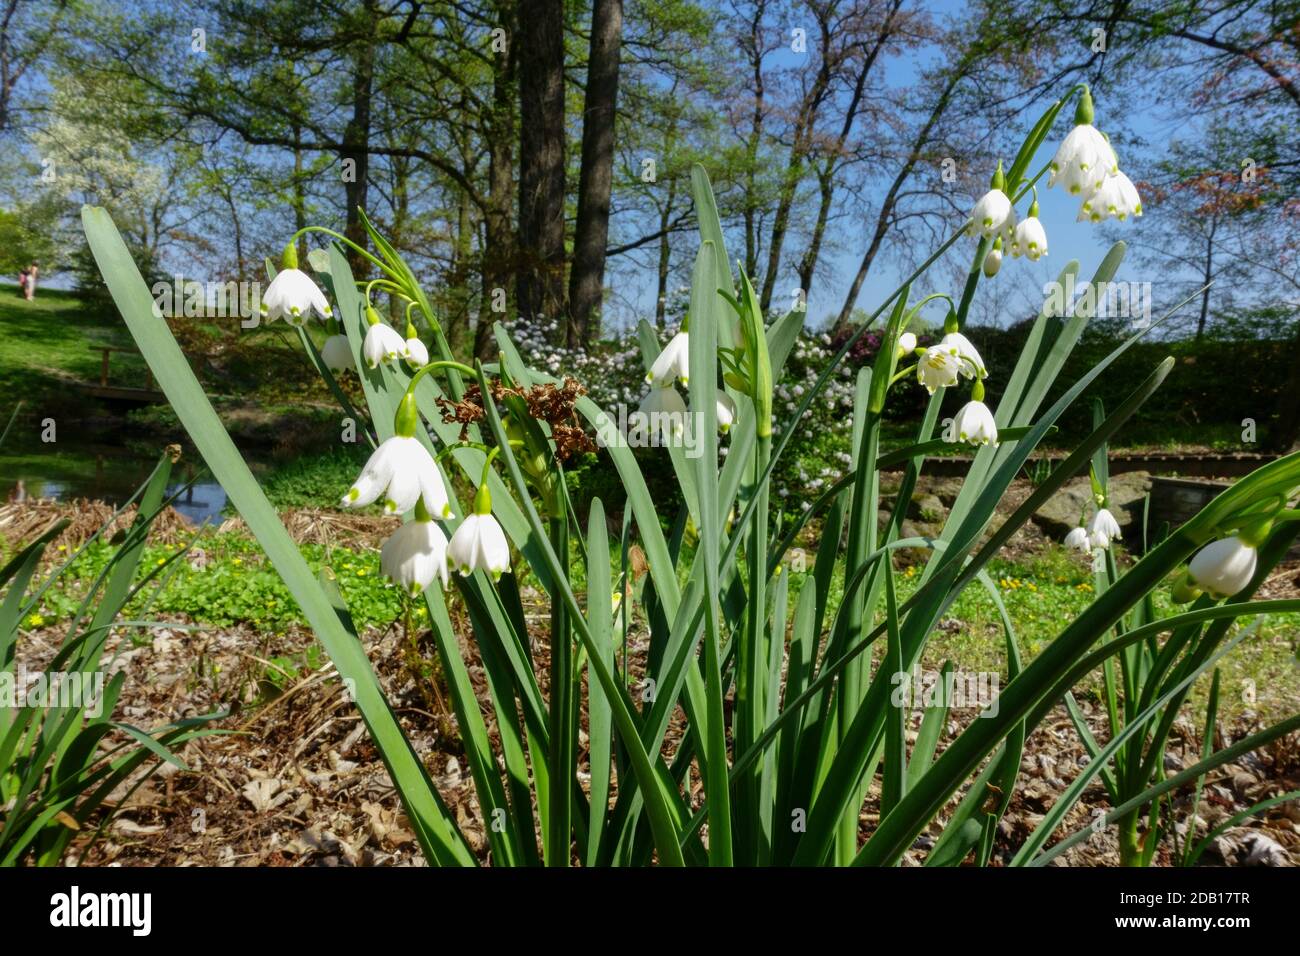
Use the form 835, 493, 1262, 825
0, 283, 146, 412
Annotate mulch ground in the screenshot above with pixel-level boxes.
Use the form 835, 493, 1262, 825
5, 488, 1299, 867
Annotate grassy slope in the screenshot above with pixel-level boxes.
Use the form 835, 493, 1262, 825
0, 283, 145, 412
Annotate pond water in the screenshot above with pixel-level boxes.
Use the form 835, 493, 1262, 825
0, 435, 257, 525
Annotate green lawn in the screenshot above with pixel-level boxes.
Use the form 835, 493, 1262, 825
0, 284, 144, 413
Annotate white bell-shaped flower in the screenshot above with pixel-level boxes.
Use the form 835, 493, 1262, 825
363, 322, 409, 369
983, 243, 1003, 278
1049, 124, 1118, 196
1078, 170, 1143, 223
646, 331, 690, 387
1188, 535, 1257, 599
940, 332, 986, 379
342, 435, 452, 517
896, 331, 917, 357
637, 384, 688, 444
449, 513, 511, 579
405, 336, 430, 367
1012, 216, 1049, 260
968, 188, 1012, 239
321, 334, 355, 373
380, 519, 449, 595
917, 345, 962, 394
715, 390, 737, 433
953, 399, 997, 445
261, 268, 333, 323
1064, 526, 1091, 552
1087, 507, 1122, 549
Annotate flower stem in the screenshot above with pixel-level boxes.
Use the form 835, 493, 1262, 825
287, 226, 395, 278
406, 360, 477, 395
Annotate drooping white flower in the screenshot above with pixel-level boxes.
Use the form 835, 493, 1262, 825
940, 332, 986, 379
380, 519, 449, 595
998, 205, 1018, 248
321, 334, 355, 373
1077, 170, 1143, 223
646, 331, 690, 387
1049, 124, 1118, 196
715, 390, 737, 433
261, 268, 333, 323
896, 331, 917, 357
363, 323, 409, 368
917, 345, 962, 394
448, 513, 511, 579
1188, 535, 1257, 599
968, 188, 1012, 239
983, 243, 1003, 278
1064, 526, 1091, 552
341, 436, 452, 517
637, 384, 688, 444
1012, 216, 1049, 260
1087, 507, 1122, 549
405, 336, 430, 367
953, 399, 998, 445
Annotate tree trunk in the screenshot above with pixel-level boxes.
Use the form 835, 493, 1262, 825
758, 18, 834, 314
341, 3, 376, 276
388, 153, 411, 327
567, 0, 624, 347
655, 175, 677, 329
797, 169, 834, 294
517, 0, 568, 336
292, 125, 308, 266
477, 2, 518, 359
1195, 222, 1216, 341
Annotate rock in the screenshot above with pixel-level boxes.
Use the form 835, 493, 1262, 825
910, 493, 946, 522
1031, 471, 1152, 541
926, 478, 967, 507
880, 491, 947, 524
